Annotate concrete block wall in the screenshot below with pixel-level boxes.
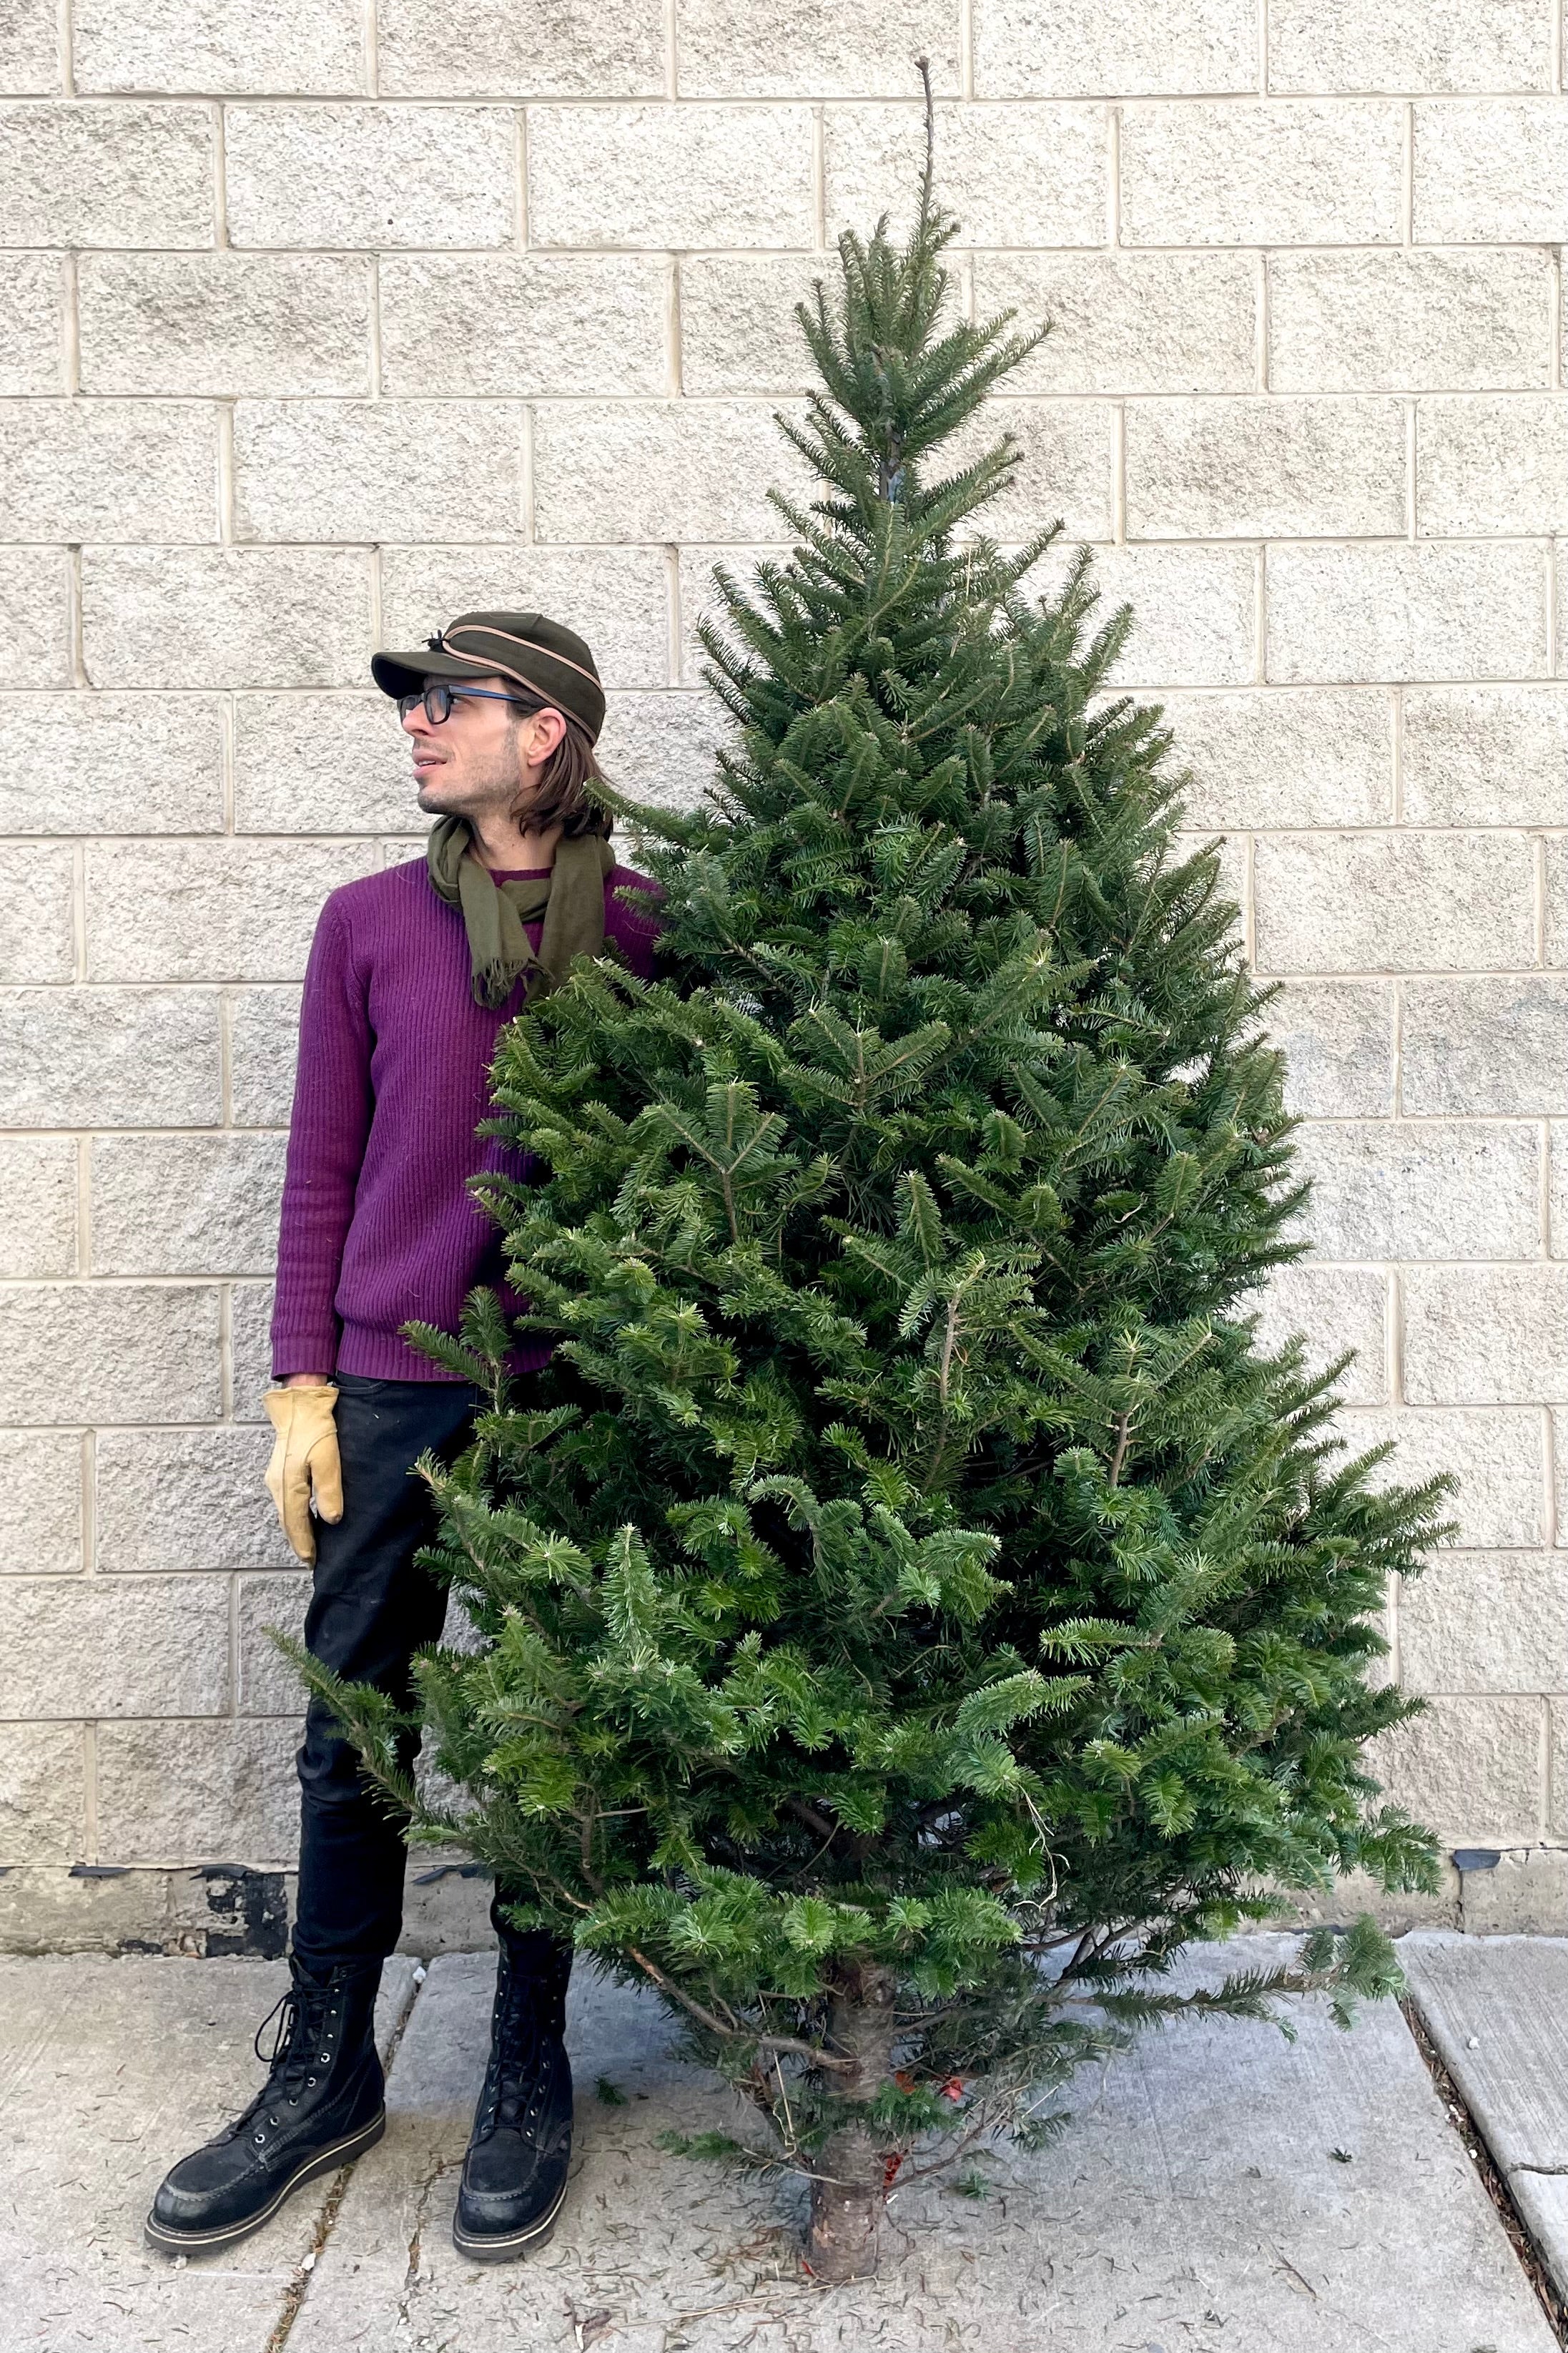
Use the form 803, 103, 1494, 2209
0, 0, 1563, 1947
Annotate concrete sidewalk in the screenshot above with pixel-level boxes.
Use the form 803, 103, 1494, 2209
2, 1936, 1559, 2353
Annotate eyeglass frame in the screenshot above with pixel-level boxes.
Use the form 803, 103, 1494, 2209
395, 683, 544, 726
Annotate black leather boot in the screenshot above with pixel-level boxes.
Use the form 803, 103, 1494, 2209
145, 1953, 385, 2256
451, 1906, 575, 2263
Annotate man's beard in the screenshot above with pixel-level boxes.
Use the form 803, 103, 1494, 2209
415, 745, 524, 820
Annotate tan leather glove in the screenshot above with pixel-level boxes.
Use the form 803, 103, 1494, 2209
263, 1385, 343, 1566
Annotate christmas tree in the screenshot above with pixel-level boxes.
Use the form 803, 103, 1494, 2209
298, 78, 1445, 2280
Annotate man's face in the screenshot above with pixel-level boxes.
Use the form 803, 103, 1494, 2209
402, 674, 567, 823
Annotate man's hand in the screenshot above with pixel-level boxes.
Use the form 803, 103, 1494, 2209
263, 1384, 343, 1566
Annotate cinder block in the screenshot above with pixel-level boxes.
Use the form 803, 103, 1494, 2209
1416, 394, 1568, 538
95, 1423, 285, 1573
1254, 832, 1536, 974
598, 689, 734, 815
0, 101, 211, 247
84, 839, 378, 986
1268, 250, 1552, 394
1290, 1119, 1540, 1262
0, 0, 59, 92
1401, 1552, 1568, 1695
0, 548, 70, 687
0, 1431, 84, 1576
972, 250, 1256, 396
74, 0, 362, 92
89, 1134, 285, 1278
0, 1576, 230, 1717
1403, 685, 1567, 826
0, 1138, 77, 1279
1460, 1847, 1568, 1936
380, 545, 671, 691
236, 1571, 312, 1714
0, 692, 223, 837
225, 104, 514, 249
0, 399, 216, 544
0, 986, 221, 1128
676, 539, 788, 682
1127, 396, 1404, 540
528, 102, 813, 249
1120, 99, 1403, 247
94, 1719, 300, 1865
1414, 99, 1568, 242
825, 99, 1104, 247
380, 255, 666, 399
1266, 542, 1547, 682
230, 985, 301, 1129
1374, 1696, 1544, 1844
0, 1728, 87, 1865
1402, 978, 1568, 1117
679, 0, 959, 94
234, 694, 410, 835
1268, 0, 1552, 92
230, 1283, 276, 1420
234, 401, 521, 546
82, 546, 373, 691
1404, 1267, 1568, 1405
78, 253, 370, 398
1554, 1709, 1568, 1837
379, 0, 663, 94
1338, 1405, 1548, 1547
942, 398, 1113, 543
0, 253, 64, 392
1267, 979, 1395, 1118
533, 399, 814, 544
1168, 687, 1391, 830
0, 847, 75, 983
1554, 1125, 1568, 1262
679, 252, 920, 398
1020, 541, 1259, 688
1248, 1262, 1388, 1405
0, 1284, 221, 1423
974, 0, 1251, 93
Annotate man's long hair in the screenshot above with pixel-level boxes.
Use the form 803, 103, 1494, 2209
510, 698, 613, 841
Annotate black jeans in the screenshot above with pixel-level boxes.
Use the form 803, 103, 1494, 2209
294, 1371, 534, 1969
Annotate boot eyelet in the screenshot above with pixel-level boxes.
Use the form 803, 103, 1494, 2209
307, 2074, 317, 2086
254, 2130, 266, 2143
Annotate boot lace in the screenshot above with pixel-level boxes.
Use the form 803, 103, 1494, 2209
223, 1979, 347, 2151
475, 1959, 558, 2145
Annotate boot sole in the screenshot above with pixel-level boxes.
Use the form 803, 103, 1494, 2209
143, 2110, 387, 2257
450, 2166, 569, 2264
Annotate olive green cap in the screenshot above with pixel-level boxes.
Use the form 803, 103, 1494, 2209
371, 609, 606, 744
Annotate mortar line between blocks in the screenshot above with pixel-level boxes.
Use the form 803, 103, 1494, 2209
1105, 106, 1119, 247
1401, 102, 1414, 245
80, 1720, 97, 1860
514, 108, 528, 250
212, 100, 228, 247
368, 254, 382, 396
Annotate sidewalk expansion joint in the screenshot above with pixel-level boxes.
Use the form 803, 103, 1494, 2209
263, 1963, 430, 2353
1401, 1993, 1568, 2349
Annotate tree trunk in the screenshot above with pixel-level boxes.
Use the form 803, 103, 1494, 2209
804, 1961, 900, 2281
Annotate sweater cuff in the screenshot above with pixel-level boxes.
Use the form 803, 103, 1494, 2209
270, 1325, 340, 1382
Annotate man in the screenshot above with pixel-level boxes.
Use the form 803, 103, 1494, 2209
146, 612, 661, 2264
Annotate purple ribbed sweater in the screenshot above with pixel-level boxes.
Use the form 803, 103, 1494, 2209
270, 853, 662, 1383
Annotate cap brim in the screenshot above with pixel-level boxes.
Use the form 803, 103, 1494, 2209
370, 646, 506, 699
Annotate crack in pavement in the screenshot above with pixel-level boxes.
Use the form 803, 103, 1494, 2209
266, 1965, 429, 2353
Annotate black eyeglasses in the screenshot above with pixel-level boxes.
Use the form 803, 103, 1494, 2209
395, 684, 535, 725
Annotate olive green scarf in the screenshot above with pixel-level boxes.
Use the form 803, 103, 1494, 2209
425, 817, 616, 1010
